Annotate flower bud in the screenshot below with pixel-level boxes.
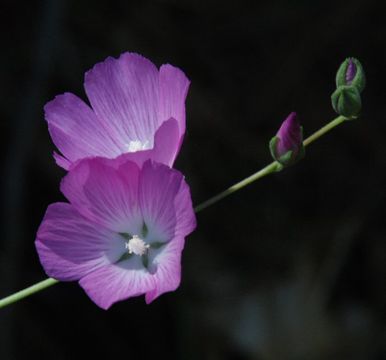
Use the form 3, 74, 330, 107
331, 85, 361, 118
269, 112, 305, 168
335, 58, 365, 93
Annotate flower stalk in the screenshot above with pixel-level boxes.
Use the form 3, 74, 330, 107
0, 278, 58, 309
0, 114, 349, 309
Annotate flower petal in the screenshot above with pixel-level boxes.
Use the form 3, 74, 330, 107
151, 117, 181, 166
45, 93, 121, 169
35, 203, 122, 281
142, 163, 196, 302
158, 64, 190, 142
79, 260, 155, 309
139, 160, 196, 241
139, 161, 184, 240
145, 236, 184, 303
84, 53, 160, 149
53, 151, 71, 170
113, 117, 180, 167
60, 158, 142, 233
173, 173, 197, 238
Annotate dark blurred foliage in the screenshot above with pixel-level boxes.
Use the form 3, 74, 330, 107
0, 0, 385, 359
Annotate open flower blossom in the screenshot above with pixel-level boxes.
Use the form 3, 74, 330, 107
35, 157, 196, 309
45, 52, 190, 170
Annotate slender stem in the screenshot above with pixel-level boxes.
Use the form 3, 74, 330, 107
0, 115, 347, 309
303, 115, 345, 146
194, 161, 281, 213
0, 278, 58, 309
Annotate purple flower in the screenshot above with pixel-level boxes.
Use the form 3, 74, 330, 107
45, 53, 190, 170
35, 157, 196, 309
269, 112, 304, 167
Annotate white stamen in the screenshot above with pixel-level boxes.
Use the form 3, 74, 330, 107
125, 235, 150, 256
126, 140, 151, 152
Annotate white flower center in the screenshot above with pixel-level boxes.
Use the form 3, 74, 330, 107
126, 140, 151, 152
125, 235, 150, 256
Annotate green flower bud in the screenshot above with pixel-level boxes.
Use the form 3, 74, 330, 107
336, 58, 366, 93
331, 85, 361, 118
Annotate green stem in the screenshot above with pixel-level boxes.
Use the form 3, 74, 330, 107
0, 278, 58, 308
0, 115, 347, 309
303, 115, 346, 146
194, 161, 281, 213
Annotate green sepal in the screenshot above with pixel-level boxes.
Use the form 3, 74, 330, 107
142, 254, 149, 269
116, 252, 133, 263
141, 222, 148, 238
269, 136, 286, 170
274, 162, 284, 172
118, 232, 132, 240
278, 150, 294, 164
269, 136, 280, 161
150, 241, 166, 249
336, 58, 366, 93
331, 85, 361, 119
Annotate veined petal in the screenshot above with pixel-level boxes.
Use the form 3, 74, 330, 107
145, 236, 184, 303
84, 53, 160, 150
45, 53, 190, 169
114, 118, 180, 168
35, 203, 122, 281
45, 93, 121, 169
139, 161, 183, 240
173, 174, 197, 238
142, 166, 196, 303
61, 158, 142, 233
79, 260, 155, 310
53, 152, 71, 170
158, 64, 190, 154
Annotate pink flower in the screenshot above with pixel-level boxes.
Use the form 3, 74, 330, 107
35, 157, 196, 309
45, 52, 190, 170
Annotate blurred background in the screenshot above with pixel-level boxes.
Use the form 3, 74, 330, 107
0, 0, 385, 359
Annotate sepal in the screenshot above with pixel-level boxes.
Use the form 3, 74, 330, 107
331, 85, 361, 119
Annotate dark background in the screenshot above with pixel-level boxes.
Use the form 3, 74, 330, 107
0, 0, 385, 359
